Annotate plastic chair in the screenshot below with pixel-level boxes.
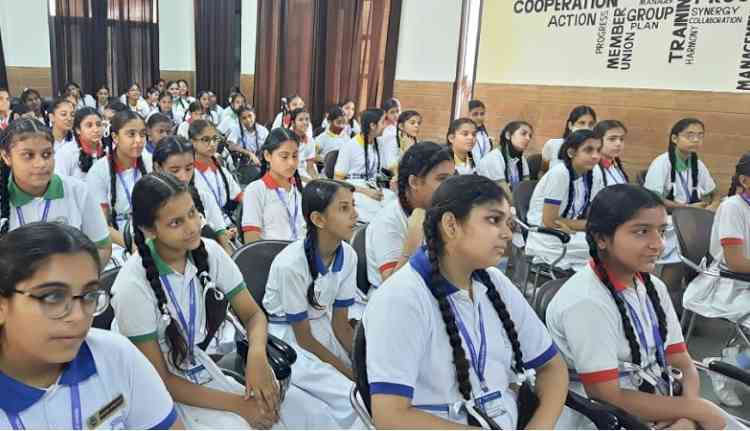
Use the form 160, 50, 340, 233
527, 154, 543, 180
512, 180, 538, 224
672, 207, 714, 284
532, 277, 569, 324
231, 240, 292, 312
92, 268, 120, 330
324, 150, 339, 179
351, 223, 370, 296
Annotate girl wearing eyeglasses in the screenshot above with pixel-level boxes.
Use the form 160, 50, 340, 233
0, 222, 181, 429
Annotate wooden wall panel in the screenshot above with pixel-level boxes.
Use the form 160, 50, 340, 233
394, 80, 453, 144
240, 74, 254, 105
7, 67, 53, 97
159, 70, 196, 94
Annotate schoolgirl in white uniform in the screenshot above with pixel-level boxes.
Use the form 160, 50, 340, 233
380, 110, 421, 168
364, 175, 568, 429
166, 81, 187, 125
151, 91, 178, 129
177, 102, 203, 139
468, 99, 493, 162
526, 129, 601, 270
48, 98, 76, 153
242, 128, 306, 243
55, 107, 106, 181
0, 118, 112, 267
288, 108, 318, 182
541, 105, 596, 172
684, 153, 750, 406
321, 99, 361, 138
224, 106, 268, 166
218, 92, 245, 126
591, 120, 629, 197
264, 179, 363, 428
145, 113, 174, 154
177, 80, 196, 106
111, 172, 339, 429
87, 110, 153, 268
0, 88, 10, 130
334, 108, 397, 223
272, 95, 313, 142
197, 91, 220, 125
0, 222, 181, 430
380, 98, 401, 143
477, 120, 532, 199
94, 84, 110, 116
120, 83, 151, 119
447, 118, 478, 175
357, 142, 454, 320
315, 106, 351, 158
153, 135, 233, 254
63, 82, 96, 110
546, 184, 740, 430
189, 119, 243, 230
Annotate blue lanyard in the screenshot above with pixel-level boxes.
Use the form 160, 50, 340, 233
5, 383, 81, 430
447, 297, 489, 392
741, 193, 750, 207
15, 199, 51, 226
161, 276, 197, 360
571, 179, 590, 218
605, 165, 625, 185
198, 170, 224, 209
476, 130, 490, 158
275, 188, 299, 240
620, 291, 666, 369
677, 170, 692, 201
241, 131, 257, 152
509, 158, 520, 186
116, 169, 140, 209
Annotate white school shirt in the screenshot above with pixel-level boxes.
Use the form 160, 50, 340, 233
74, 94, 96, 110
171, 98, 190, 124
591, 160, 628, 198
225, 123, 269, 154
54, 141, 104, 181
111, 238, 247, 348
364, 247, 557, 428
454, 154, 477, 176
176, 121, 191, 139
321, 118, 361, 137
366, 198, 408, 288
241, 173, 306, 241
218, 107, 236, 125
86, 152, 153, 230
195, 185, 229, 235
644, 152, 716, 204
472, 126, 492, 162
119, 95, 151, 118
541, 138, 564, 168
272, 112, 313, 142
527, 162, 590, 225
334, 134, 388, 181
315, 130, 351, 158
546, 262, 685, 388
54, 134, 76, 154
6, 174, 110, 247
477, 148, 529, 186
297, 136, 317, 181
193, 159, 242, 212
0, 329, 177, 430
264, 239, 356, 322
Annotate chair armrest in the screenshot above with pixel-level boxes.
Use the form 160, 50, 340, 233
565, 390, 650, 430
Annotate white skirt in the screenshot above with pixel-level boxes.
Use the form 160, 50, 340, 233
683, 266, 750, 329
525, 230, 590, 271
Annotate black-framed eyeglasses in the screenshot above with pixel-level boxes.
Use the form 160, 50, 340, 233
12, 288, 109, 320
198, 136, 222, 144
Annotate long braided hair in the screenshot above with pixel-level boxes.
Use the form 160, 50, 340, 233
108, 110, 148, 230
422, 175, 537, 427
0, 119, 54, 235
189, 119, 237, 214
728, 152, 750, 196
301, 179, 355, 308
153, 135, 207, 218
666, 118, 703, 203
131, 172, 228, 370
259, 128, 304, 195
360, 108, 385, 180
498, 121, 532, 188
562, 105, 596, 139
236, 105, 259, 152
396, 141, 453, 217
396, 110, 421, 153
73, 107, 104, 173
49, 98, 75, 143
586, 184, 670, 392
447, 118, 477, 170
592, 120, 630, 187
557, 129, 598, 219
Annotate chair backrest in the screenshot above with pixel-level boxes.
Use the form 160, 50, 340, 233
232, 240, 292, 312
527, 153, 542, 180
92, 268, 120, 330
636, 169, 648, 186
324, 150, 339, 179
672, 207, 715, 282
512, 180, 538, 224
533, 277, 569, 325
352, 322, 372, 414
351, 223, 370, 295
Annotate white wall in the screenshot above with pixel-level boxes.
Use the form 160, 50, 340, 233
0, 0, 51, 67
241, 0, 257, 75
158, 0, 195, 71
394, 0, 461, 82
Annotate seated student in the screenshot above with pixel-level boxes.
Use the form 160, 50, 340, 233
166, 81, 186, 123
526, 129, 601, 270
546, 184, 738, 430
315, 106, 351, 158
358, 142, 454, 321
9, 104, 36, 125
63, 81, 96, 110
0, 118, 112, 267
111, 172, 339, 429
20, 88, 47, 125
272, 94, 313, 142
468, 99, 493, 162
242, 128, 306, 243
592, 120, 629, 197
218, 92, 246, 126
380, 110, 421, 168
223, 105, 268, 166
87, 110, 152, 268
321, 99, 361, 137
288, 107, 318, 182
189, 120, 243, 229
0, 87, 10, 130
364, 175, 568, 429
150, 91, 177, 128
176, 79, 196, 106
0, 222, 181, 430
176, 102, 202, 139
55, 107, 106, 181
153, 136, 233, 255
145, 113, 175, 154
144, 87, 160, 117
334, 108, 397, 223
48, 98, 76, 153
120, 83, 151, 118
94, 84, 110, 116
380, 97, 401, 141
684, 152, 750, 407
447, 118, 478, 175
477, 120, 533, 200
541, 105, 596, 172
264, 179, 364, 428
196, 90, 219, 125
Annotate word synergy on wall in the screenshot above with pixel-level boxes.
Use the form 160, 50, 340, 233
478, 0, 750, 92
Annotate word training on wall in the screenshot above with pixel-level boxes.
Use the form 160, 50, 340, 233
481, 0, 750, 92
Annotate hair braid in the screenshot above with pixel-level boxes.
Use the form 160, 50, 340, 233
108, 142, 119, 230
303, 229, 324, 309
476, 270, 525, 373
667, 143, 677, 201
0, 161, 10, 235
397, 173, 413, 217
615, 157, 630, 183
641, 273, 668, 349
188, 177, 206, 217
561, 159, 576, 219
689, 153, 699, 203
192, 238, 228, 349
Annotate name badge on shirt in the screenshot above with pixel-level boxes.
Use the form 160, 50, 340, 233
476, 390, 505, 418
185, 363, 214, 385
86, 394, 125, 429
